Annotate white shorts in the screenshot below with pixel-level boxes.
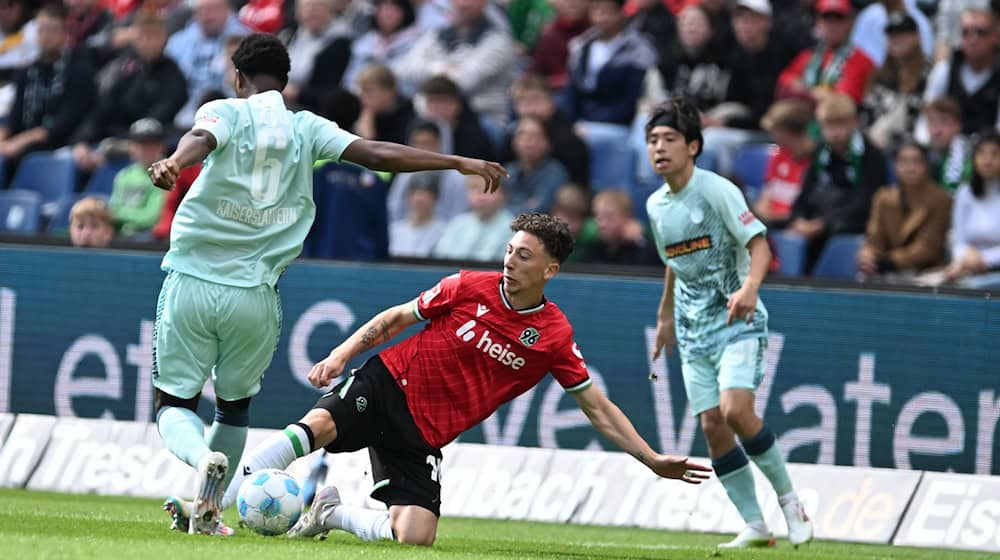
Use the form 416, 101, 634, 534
681, 337, 767, 416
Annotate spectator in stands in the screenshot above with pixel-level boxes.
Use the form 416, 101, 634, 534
388, 171, 448, 258
72, 13, 187, 173
858, 141, 952, 280
628, 0, 675, 55
566, 0, 656, 136
417, 75, 496, 161
754, 98, 814, 229
789, 93, 887, 268
432, 175, 513, 261
531, 0, 589, 92
352, 64, 414, 145
69, 196, 114, 248
165, 0, 248, 128
0, 0, 37, 122
923, 7, 1000, 136
550, 182, 590, 248
934, 0, 985, 61
851, 0, 934, 66
152, 162, 201, 241
343, 0, 420, 96
507, 0, 554, 53
65, 0, 112, 57
777, 0, 876, 105
503, 115, 569, 214
396, 0, 518, 127
862, 12, 930, 150
503, 73, 590, 185
946, 131, 1000, 286
923, 97, 971, 194
0, 4, 94, 166
280, 0, 352, 113
576, 188, 658, 265
387, 119, 469, 223
108, 118, 167, 239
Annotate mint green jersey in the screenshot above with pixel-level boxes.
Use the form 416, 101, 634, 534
162, 91, 360, 287
646, 167, 768, 357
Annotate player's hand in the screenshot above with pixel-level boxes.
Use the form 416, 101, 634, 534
726, 284, 758, 325
652, 318, 677, 360
308, 352, 349, 388
649, 455, 712, 484
456, 157, 508, 194
148, 158, 180, 191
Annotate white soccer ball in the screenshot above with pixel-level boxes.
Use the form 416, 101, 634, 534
236, 468, 304, 536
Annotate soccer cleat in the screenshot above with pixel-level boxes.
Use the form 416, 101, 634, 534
163, 496, 234, 536
189, 451, 229, 535
782, 499, 814, 547
718, 524, 777, 548
287, 485, 341, 540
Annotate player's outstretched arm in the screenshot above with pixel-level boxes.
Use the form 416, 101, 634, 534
340, 139, 508, 193
307, 299, 422, 388
147, 129, 217, 190
572, 385, 711, 484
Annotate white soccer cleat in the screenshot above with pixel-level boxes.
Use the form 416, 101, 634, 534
718, 523, 777, 548
287, 485, 341, 540
163, 496, 234, 536
189, 452, 229, 536
782, 499, 814, 547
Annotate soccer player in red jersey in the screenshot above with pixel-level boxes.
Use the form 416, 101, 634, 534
220, 213, 711, 545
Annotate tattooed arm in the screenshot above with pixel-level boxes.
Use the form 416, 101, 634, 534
307, 301, 422, 388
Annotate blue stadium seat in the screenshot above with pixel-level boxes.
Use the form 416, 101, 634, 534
588, 138, 636, 191
84, 159, 130, 195
10, 151, 78, 217
0, 189, 42, 235
813, 234, 864, 280
479, 115, 504, 154
307, 162, 389, 260
732, 143, 775, 203
697, 149, 720, 173
770, 231, 808, 277
47, 193, 109, 234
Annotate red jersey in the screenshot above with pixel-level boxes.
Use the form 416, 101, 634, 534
778, 46, 876, 104
379, 270, 592, 448
762, 146, 809, 220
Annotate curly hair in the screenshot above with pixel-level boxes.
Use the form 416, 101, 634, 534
645, 97, 704, 158
231, 33, 291, 88
510, 213, 574, 263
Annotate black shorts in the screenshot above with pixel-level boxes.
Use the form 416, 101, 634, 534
313, 355, 442, 516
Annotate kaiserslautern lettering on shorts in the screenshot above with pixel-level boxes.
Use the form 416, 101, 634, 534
152, 270, 282, 401
681, 337, 767, 416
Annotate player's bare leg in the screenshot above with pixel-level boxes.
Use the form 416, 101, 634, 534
389, 505, 437, 546
701, 407, 774, 548
721, 389, 813, 547
290, 494, 435, 546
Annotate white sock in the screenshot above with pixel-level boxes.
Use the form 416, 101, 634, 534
324, 505, 394, 541
748, 519, 769, 533
220, 424, 311, 510
778, 491, 800, 507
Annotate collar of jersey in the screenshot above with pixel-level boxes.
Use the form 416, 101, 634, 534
498, 279, 546, 314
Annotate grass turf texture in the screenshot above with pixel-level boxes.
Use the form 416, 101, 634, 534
0, 488, 995, 560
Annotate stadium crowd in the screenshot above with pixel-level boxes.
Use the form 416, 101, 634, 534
0, 0, 999, 287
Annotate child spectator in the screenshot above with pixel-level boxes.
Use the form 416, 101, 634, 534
432, 175, 513, 261
575, 188, 658, 265
388, 171, 447, 258
69, 196, 114, 248
755, 99, 814, 229
923, 97, 971, 194
108, 118, 167, 239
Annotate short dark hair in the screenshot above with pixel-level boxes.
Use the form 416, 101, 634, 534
231, 33, 291, 88
645, 97, 704, 158
510, 213, 574, 263
38, 2, 68, 21
407, 118, 441, 141
421, 75, 462, 99
971, 130, 1000, 199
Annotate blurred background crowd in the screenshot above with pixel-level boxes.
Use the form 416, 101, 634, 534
0, 0, 997, 287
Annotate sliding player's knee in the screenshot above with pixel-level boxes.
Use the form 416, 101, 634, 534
154, 388, 200, 416
300, 408, 338, 447
214, 397, 251, 427
392, 520, 436, 546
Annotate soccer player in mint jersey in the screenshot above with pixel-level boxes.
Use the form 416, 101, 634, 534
146, 33, 507, 536
644, 98, 814, 549
219, 214, 711, 546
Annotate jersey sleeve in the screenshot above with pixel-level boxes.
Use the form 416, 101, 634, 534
551, 333, 592, 394
646, 193, 670, 266
707, 179, 767, 248
192, 100, 235, 149
412, 272, 463, 321
307, 112, 361, 162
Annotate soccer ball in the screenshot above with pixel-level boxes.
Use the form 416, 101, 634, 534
237, 469, 304, 536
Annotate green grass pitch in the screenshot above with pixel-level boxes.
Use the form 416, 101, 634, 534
0, 488, 995, 560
